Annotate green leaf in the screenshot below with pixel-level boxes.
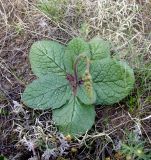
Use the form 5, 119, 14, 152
91, 59, 135, 105
89, 37, 111, 60
29, 40, 66, 77
64, 38, 90, 74
77, 69, 96, 105
22, 74, 71, 110
53, 97, 95, 136
0, 155, 8, 160
77, 84, 96, 105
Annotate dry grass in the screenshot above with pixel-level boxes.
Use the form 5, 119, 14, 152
0, 0, 151, 159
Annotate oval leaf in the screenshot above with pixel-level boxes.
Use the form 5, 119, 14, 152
77, 59, 96, 105
29, 40, 66, 77
64, 37, 90, 74
53, 97, 95, 137
89, 37, 111, 60
22, 74, 71, 110
91, 59, 135, 105
77, 85, 96, 105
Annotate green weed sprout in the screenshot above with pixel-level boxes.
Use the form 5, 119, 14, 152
22, 37, 135, 137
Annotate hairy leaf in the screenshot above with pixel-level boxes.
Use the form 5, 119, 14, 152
22, 74, 71, 110
53, 97, 95, 136
77, 84, 96, 105
77, 71, 96, 104
91, 59, 135, 105
30, 40, 66, 77
64, 38, 90, 74
89, 37, 111, 60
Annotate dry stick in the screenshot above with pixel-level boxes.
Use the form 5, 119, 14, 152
128, 112, 151, 144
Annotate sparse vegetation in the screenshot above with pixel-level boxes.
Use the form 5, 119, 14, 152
120, 131, 151, 160
37, 0, 69, 21
0, 0, 151, 159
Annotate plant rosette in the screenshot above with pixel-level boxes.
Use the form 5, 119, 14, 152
22, 37, 135, 137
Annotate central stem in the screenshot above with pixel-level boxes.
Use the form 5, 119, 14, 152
73, 54, 90, 92
66, 54, 90, 96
